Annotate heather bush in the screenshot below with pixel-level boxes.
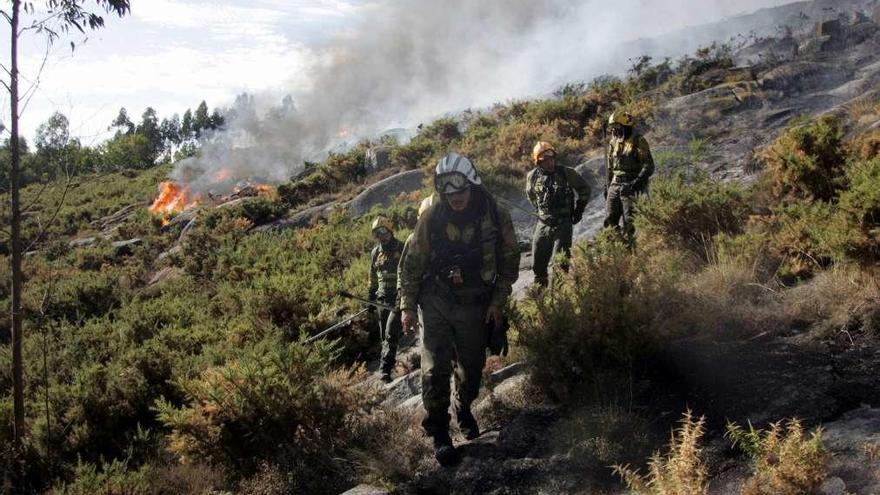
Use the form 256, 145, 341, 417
763, 200, 839, 278
837, 155, 880, 262
758, 116, 846, 202
516, 235, 664, 401
635, 171, 751, 261
155, 335, 380, 492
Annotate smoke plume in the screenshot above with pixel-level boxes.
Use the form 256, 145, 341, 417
174, 0, 857, 192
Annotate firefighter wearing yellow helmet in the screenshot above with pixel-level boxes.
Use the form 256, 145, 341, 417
368, 215, 404, 383
604, 112, 654, 240
377, 194, 435, 383
525, 141, 591, 286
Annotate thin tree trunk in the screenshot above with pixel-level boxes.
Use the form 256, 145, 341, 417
10, 0, 26, 453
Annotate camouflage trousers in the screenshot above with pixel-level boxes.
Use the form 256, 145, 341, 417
603, 183, 638, 240
377, 294, 402, 375
419, 287, 488, 438
531, 219, 573, 286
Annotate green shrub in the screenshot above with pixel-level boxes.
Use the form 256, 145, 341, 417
837, 156, 880, 262
50, 458, 152, 495
516, 236, 663, 401
758, 116, 846, 202
635, 171, 751, 261
155, 335, 379, 492
764, 201, 840, 278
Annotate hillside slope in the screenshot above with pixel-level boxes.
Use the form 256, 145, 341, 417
2, 1, 880, 494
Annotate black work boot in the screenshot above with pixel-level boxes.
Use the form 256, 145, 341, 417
380, 371, 392, 383
423, 411, 459, 467
431, 431, 459, 467
456, 407, 480, 440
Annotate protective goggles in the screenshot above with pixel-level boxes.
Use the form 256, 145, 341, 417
372, 227, 391, 237
435, 172, 470, 194
537, 152, 556, 163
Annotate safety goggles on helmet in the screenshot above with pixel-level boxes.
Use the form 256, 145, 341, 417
435, 172, 470, 194
372, 227, 391, 237
537, 151, 556, 163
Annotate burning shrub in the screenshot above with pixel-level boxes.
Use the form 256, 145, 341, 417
155, 335, 381, 492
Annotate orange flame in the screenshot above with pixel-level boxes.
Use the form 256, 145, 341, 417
149, 181, 199, 217
212, 168, 234, 183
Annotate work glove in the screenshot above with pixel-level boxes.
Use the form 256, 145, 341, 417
487, 316, 510, 357
572, 201, 587, 225
633, 171, 651, 192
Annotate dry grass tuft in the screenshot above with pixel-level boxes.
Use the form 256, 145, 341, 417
863, 442, 880, 463
346, 406, 433, 488
614, 410, 708, 495
783, 266, 880, 339
727, 419, 828, 495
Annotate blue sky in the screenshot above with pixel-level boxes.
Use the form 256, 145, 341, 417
2, 0, 795, 145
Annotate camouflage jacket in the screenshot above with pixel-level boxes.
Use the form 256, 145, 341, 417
525, 166, 591, 222
369, 236, 403, 301
399, 187, 520, 311
606, 132, 654, 186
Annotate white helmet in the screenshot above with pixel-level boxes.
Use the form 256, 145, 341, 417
434, 152, 481, 194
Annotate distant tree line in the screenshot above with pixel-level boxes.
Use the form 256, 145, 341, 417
0, 100, 225, 188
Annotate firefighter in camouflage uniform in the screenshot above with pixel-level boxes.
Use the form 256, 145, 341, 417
603, 112, 654, 240
526, 141, 591, 287
368, 216, 404, 383
399, 152, 520, 467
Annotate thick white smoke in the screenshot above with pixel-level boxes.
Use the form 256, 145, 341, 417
173, 0, 863, 192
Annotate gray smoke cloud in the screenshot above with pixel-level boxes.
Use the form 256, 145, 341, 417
173, 0, 853, 193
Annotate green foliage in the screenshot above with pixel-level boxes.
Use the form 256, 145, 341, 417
51, 458, 152, 495
278, 146, 367, 208
635, 171, 752, 261
101, 134, 155, 171
758, 116, 847, 202
156, 335, 378, 491
764, 201, 841, 278
837, 156, 880, 261
516, 236, 663, 401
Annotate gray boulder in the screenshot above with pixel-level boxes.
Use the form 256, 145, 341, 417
254, 201, 339, 233
339, 484, 390, 495
347, 169, 425, 217
111, 238, 142, 257
383, 370, 422, 407
68, 237, 97, 249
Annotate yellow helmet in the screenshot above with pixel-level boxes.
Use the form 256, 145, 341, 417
532, 141, 556, 164
608, 112, 634, 127
417, 195, 434, 219
371, 216, 393, 233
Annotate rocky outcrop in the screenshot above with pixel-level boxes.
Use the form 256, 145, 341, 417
254, 201, 339, 233
347, 169, 425, 217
